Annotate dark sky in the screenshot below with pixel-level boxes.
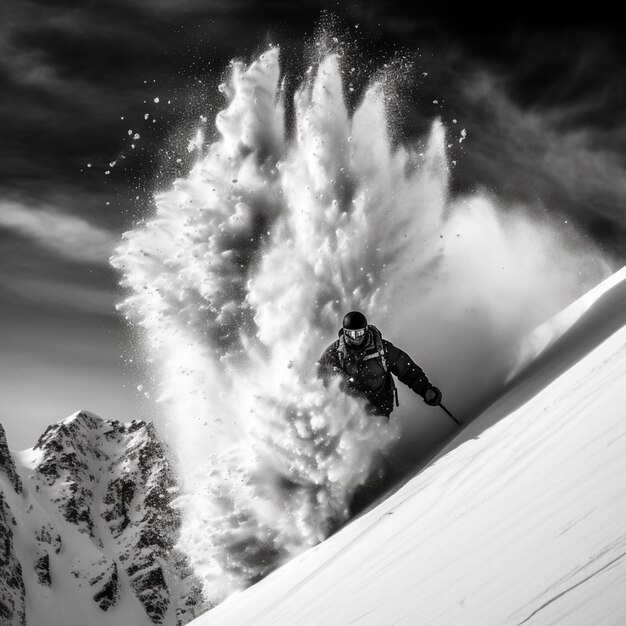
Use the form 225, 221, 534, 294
1, 0, 625, 447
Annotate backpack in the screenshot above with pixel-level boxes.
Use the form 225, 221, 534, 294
336, 325, 399, 408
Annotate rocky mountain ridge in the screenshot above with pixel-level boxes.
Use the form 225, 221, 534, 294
0, 412, 207, 626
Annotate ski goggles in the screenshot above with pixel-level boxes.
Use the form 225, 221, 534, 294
344, 326, 368, 341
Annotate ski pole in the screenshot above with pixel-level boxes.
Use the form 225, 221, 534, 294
439, 402, 461, 426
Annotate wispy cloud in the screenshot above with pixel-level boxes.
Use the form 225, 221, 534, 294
0, 201, 117, 263
453, 66, 626, 253
0, 272, 117, 315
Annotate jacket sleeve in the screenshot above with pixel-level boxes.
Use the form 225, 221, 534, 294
317, 342, 342, 386
385, 341, 431, 397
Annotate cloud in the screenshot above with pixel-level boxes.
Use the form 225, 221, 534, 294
0, 201, 117, 263
448, 64, 626, 255
0, 272, 116, 315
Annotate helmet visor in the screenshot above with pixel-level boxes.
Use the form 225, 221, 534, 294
344, 326, 368, 344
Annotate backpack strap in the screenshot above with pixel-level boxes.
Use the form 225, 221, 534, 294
370, 326, 399, 407
336, 333, 346, 369
367, 326, 388, 372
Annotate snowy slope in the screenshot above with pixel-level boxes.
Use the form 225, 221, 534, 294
509, 265, 626, 379
194, 266, 626, 625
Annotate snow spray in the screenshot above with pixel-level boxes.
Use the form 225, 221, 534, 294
111, 44, 610, 603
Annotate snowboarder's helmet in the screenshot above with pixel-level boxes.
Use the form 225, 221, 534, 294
343, 311, 367, 330
342, 311, 368, 345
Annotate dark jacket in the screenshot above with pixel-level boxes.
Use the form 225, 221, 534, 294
317, 328, 431, 417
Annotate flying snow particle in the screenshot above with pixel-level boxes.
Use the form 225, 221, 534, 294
110, 44, 611, 609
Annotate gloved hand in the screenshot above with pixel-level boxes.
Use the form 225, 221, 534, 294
423, 385, 442, 406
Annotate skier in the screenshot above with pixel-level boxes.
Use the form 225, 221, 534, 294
317, 311, 442, 419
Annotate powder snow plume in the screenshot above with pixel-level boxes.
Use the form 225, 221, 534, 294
111, 45, 610, 603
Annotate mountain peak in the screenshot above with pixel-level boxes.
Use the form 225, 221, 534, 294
0, 412, 207, 625
0, 422, 22, 494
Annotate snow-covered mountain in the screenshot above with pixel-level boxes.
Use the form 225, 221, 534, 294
193, 266, 626, 625
0, 412, 206, 626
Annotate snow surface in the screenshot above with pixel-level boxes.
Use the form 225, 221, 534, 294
194, 266, 626, 625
